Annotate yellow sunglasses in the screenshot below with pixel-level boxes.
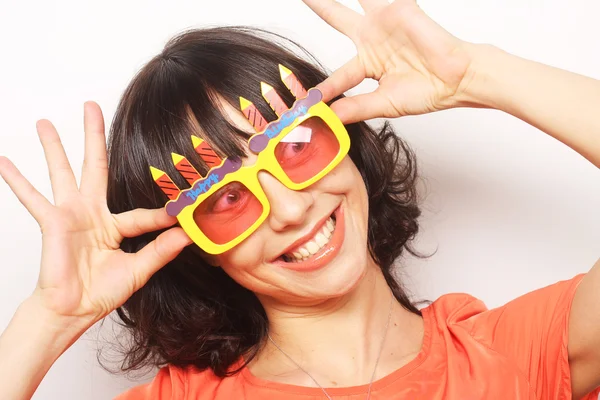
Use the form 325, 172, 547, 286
150, 65, 350, 255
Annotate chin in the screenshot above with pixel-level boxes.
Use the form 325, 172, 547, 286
320, 251, 370, 297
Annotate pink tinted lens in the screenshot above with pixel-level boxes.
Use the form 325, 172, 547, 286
274, 116, 340, 184
193, 181, 263, 245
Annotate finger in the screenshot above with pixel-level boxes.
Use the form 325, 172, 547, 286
317, 56, 365, 103
128, 227, 192, 287
329, 91, 393, 124
302, 0, 363, 38
80, 102, 108, 198
358, 0, 389, 13
0, 156, 54, 222
115, 207, 178, 238
36, 119, 78, 204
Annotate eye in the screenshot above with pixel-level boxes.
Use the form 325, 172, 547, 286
278, 141, 308, 161
210, 184, 250, 213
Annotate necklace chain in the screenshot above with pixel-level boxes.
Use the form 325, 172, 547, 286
267, 292, 394, 400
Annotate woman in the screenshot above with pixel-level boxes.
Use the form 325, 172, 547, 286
0, 0, 599, 399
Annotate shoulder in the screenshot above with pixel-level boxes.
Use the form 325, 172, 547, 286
114, 364, 233, 400
422, 289, 490, 341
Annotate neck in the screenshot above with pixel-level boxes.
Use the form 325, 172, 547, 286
249, 261, 424, 388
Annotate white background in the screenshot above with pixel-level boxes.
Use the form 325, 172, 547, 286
1, 0, 599, 398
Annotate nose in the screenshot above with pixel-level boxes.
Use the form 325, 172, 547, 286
258, 171, 314, 231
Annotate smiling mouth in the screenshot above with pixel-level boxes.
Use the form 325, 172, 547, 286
279, 214, 336, 263
273, 206, 345, 272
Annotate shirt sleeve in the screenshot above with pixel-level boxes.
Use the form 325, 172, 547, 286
114, 366, 182, 400
461, 274, 595, 400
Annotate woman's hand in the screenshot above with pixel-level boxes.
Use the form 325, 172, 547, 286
303, 0, 476, 123
0, 102, 191, 329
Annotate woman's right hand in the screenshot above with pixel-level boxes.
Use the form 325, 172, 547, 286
0, 102, 191, 330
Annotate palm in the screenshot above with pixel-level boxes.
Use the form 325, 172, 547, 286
38, 199, 124, 318
0, 103, 190, 326
304, 0, 473, 122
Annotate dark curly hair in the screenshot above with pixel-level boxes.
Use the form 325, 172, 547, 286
105, 26, 425, 378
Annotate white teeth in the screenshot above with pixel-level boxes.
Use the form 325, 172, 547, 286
283, 216, 337, 262
306, 241, 320, 254
326, 219, 334, 232
299, 248, 310, 258
315, 233, 328, 247
322, 225, 332, 239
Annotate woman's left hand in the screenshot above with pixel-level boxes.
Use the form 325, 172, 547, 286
303, 0, 477, 123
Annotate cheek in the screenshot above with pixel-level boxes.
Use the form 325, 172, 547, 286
215, 230, 268, 279
328, 157, 370, 226
327, 158, 369, 213
320, 156, 364, 192
351, 163, 370, 215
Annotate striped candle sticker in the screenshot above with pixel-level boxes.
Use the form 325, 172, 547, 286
171, 153, 201, 186
191, 136, 222, 168
239, 97, 268, 133
261, 82, 288, 117
279, 65, 308, 99
150, 166, 180, 200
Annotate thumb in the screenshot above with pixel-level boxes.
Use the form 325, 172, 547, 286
128, 227, 192, 289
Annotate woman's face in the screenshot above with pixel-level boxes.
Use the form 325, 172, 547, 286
207, 100, 371, 306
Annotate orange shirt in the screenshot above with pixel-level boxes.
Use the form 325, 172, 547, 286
116, 274, 600, 399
